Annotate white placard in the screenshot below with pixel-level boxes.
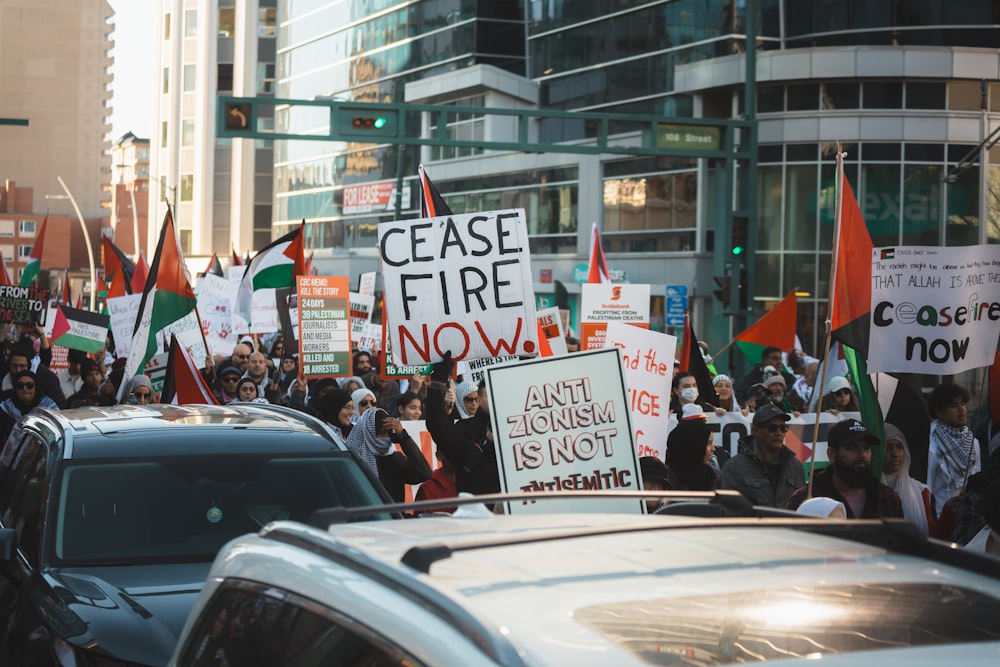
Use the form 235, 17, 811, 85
486, 348, 641, 514
197, 294, 235, 358
349, 291, 375, 337
359, 271, 376, 296
379, 208, 538, 365
868, 245, 1000, 374
106, 293, 143, 358
604, 322, 676, 460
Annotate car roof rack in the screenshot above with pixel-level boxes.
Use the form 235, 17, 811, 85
306, 490, 1000, 580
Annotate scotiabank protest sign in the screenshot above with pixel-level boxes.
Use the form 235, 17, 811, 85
379, 209, 538, 364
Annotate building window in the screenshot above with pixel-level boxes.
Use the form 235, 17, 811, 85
182, 120, 195, 146
257, 63, 275, 94
18, 220, 35, 236
258, 7, 276, 37
184, 8, 196, 37
162, 67, 169, 94
183, 64, 196, 92
429, 96, 485, 160
218, 8, 235, 37
180, 174, 194, 201
164, 13, 170, 39
161, 121, 168, 148
18, 245, 32, 258
0, 220, 13, 238
0, 245, 12, 260
217, 64, 233, 92
602, 172, 697, 252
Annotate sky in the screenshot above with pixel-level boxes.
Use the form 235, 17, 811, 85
108, 0, 157, 140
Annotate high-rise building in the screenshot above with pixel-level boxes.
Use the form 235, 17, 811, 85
151, 0, 277, 257
108, 132, 151, 261
0, 0, 113, 218
273, 1, 998, 368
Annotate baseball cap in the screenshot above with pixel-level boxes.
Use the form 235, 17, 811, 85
827, 376, 852, 394
752, 403, 790, 425
218, 365, 241, 378
827, 418, 879, 449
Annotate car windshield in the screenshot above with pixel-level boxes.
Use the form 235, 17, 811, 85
53, 454, 388, 565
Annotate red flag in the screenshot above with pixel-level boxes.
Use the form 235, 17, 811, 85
734, 291, 798, 363
102, 236, 136, 291
60, 269, 71, 305
74, 294, 83, 309
106, 267, 128, 299
0, 254, 12, 286
587, 222, 611, 284
160, 335, 220, 405
131, 252, 149, 294
829, 170, 872, 352
203, 252, 223, 277
419, 163, 453, 218
304, 252, 314, 276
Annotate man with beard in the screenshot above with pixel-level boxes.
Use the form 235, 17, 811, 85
787, 419, 903, 519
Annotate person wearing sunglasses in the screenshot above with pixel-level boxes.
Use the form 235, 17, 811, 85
0, 370, 59, 443
351, 388, 377, 419
215, 365, 242, 404
721, 403, 805, 508
120, 375, 155, 406
822, 376, 859, 415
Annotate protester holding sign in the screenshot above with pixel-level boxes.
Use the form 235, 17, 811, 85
927, 383, 981, 518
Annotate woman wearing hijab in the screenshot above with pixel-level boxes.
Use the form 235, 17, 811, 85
120, 375, 154, 405
881, 423, 934, 536
709, 374, 741, 415
796, 497, 847, 519
235, 377, 269, 403
345, 407, 431, 502
338, 375, 365, 394
664, 418, 718, 491
318, 388, 354, 440
351, 387, 377, 419
0, 370, 58, 442
453, 379, 480, 420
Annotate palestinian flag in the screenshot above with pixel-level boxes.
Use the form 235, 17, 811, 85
119, 210, 198, 401
231, 248, 243, 266
678, 312, 716, 406
102, 236, 136, 292
0, 253, 12, 286
160, 335, 220, 405
50, 304, 110, 354
202, 252, 224, 277
234, 223, 305, 324
587, 222, 612, 284
418, 163, 453, 217
106, 268, 128, 299
734, 290, 797, 365
18, 216, 47, 287
131, 252, 149, 294
828, 156, 881, 457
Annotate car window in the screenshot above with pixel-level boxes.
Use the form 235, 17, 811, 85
0, 433, 51, 565
54, 454, 389, 565
178, 580, 425, 666
574, 582, 1000, 665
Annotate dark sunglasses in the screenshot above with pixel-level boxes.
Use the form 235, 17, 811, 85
15, 382, 34, 390
762, 423, 789, 434
834, 388, 852, 396
358, 399, 374, 407
221, 375, 240, 382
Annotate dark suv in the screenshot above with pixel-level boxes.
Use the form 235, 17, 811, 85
0, 403, 391, 666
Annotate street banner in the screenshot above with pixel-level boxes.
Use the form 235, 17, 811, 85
379, 208, 538, 364
486, 348, 642, 514
0, 285, 50, 325
536, 306, 568, 355
297, 275, 350, 378
580, 283, 650, 350
604, 322, 676, 459
869, 245, 1000, 374
106, 293, 143, 358
349, 291, 375, 337
359, 271, 377, 296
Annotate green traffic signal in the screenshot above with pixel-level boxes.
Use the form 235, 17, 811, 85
732, 245, 744, 256
373, 117, 387, 129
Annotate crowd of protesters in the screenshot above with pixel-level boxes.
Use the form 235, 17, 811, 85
0, 322, 996, 554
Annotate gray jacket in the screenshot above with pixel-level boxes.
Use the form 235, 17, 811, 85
721, 436, 805, 509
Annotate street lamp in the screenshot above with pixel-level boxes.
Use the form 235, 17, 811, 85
45, 177, 97, 311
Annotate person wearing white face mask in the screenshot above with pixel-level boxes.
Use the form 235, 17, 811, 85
668, 372, 715, 417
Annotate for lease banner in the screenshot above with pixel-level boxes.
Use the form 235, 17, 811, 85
868, 245, 1000, 374
486, 348, 642, 514
379, 208, 538, 365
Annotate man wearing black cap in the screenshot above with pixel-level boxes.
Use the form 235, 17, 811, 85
215, 365, 242, 404
787, 419, 903, 519
721, 403, 805, 508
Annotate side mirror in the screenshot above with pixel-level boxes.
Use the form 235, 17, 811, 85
0, 528, 17, 561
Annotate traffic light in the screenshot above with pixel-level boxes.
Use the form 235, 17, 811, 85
713, 274, 732, 311
736, 267, 749, 311
336, 106, 399, 138
731, 215, 748, 256
223, 102, 253, 132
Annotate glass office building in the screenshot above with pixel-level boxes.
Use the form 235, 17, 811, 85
275, 0, 1000, 366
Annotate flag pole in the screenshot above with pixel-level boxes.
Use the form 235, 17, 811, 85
808, 145, 847, 498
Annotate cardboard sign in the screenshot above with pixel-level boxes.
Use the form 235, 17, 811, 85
358, 271, 377, 296
869, 245, 1000, 374
486, 348, 641, 514
580, 283, 650, 350
536, 306, 568, 356
604, 322, 676, 460
297, 276, 351, 378
357, 321, 381, 353
106, 293, 144, 358
349, 291, 375, 337
0, 286, 50, 325
379, 208, 538, 365
197, 294, 235, 358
